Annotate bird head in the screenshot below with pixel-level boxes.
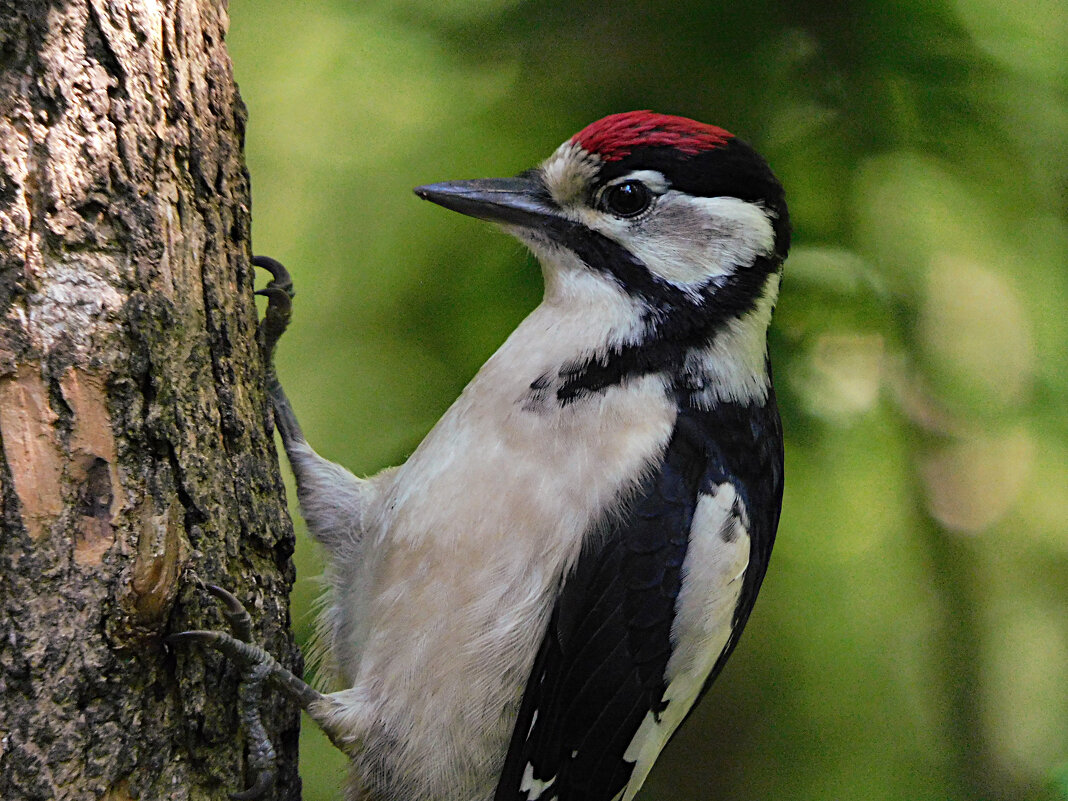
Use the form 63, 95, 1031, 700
415, 111, 789, 403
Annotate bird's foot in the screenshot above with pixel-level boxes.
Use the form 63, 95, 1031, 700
168, 585, 324, 801
252, 256, 306, 443
253, 255, 295, 375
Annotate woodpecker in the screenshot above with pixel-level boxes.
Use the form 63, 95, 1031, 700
172, 111, 788, 801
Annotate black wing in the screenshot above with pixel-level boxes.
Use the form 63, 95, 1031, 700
495, 397, 784, 801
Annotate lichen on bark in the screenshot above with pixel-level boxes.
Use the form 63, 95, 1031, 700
0, 2, 301, 799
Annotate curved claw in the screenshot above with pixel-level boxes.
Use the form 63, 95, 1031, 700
252, 255, 294, 296
230, 769, 274, 801
167, 628, 278, 797
168, 585, 328, 800
206, 584, 254, 643
254, 284, 293, 304
169, 588, 282, 801
251, 255, 306, 445
253, 255, 296, 382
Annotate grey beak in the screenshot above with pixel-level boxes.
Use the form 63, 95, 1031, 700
414, 176, 561, 230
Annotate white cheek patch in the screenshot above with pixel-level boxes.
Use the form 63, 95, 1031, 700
583, 194, 776, 291
684, 271, 780, 406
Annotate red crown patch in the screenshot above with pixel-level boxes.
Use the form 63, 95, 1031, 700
572, 111, 733, 162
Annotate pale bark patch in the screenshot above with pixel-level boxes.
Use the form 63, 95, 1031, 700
0, 365, 64, 541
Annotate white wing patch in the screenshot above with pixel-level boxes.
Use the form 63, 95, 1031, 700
520, 762, 557, 800
620, 483, 751, 801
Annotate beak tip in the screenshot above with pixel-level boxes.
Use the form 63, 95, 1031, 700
409, 177, 556, 229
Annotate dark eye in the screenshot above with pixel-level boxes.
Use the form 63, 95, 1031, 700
601, 180, 653, 217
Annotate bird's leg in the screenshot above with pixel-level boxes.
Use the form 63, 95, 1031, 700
168, 586, 332, 800
250, 257, 369, 554
253, 255, 306, 446
169, 259, 363, 798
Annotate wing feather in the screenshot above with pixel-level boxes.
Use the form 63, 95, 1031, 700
496, 397, 783, 801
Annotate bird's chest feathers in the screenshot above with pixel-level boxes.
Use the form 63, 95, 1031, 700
387, 358, 675, 563
356, 316, 677, 735
383, 296, 677, 561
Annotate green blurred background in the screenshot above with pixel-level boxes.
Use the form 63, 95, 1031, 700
226, 1, 1068, 799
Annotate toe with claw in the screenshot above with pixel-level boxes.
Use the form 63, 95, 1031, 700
168, 585, 324, 801
253, 255, 295, 374
252, 256, 306, 444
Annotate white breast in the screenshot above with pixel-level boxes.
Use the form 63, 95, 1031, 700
329, 271, 677, 799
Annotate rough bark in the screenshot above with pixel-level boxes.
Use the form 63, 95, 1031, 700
0, 1, 301, 799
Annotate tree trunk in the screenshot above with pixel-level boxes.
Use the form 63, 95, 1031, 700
0, 2, 301, 799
